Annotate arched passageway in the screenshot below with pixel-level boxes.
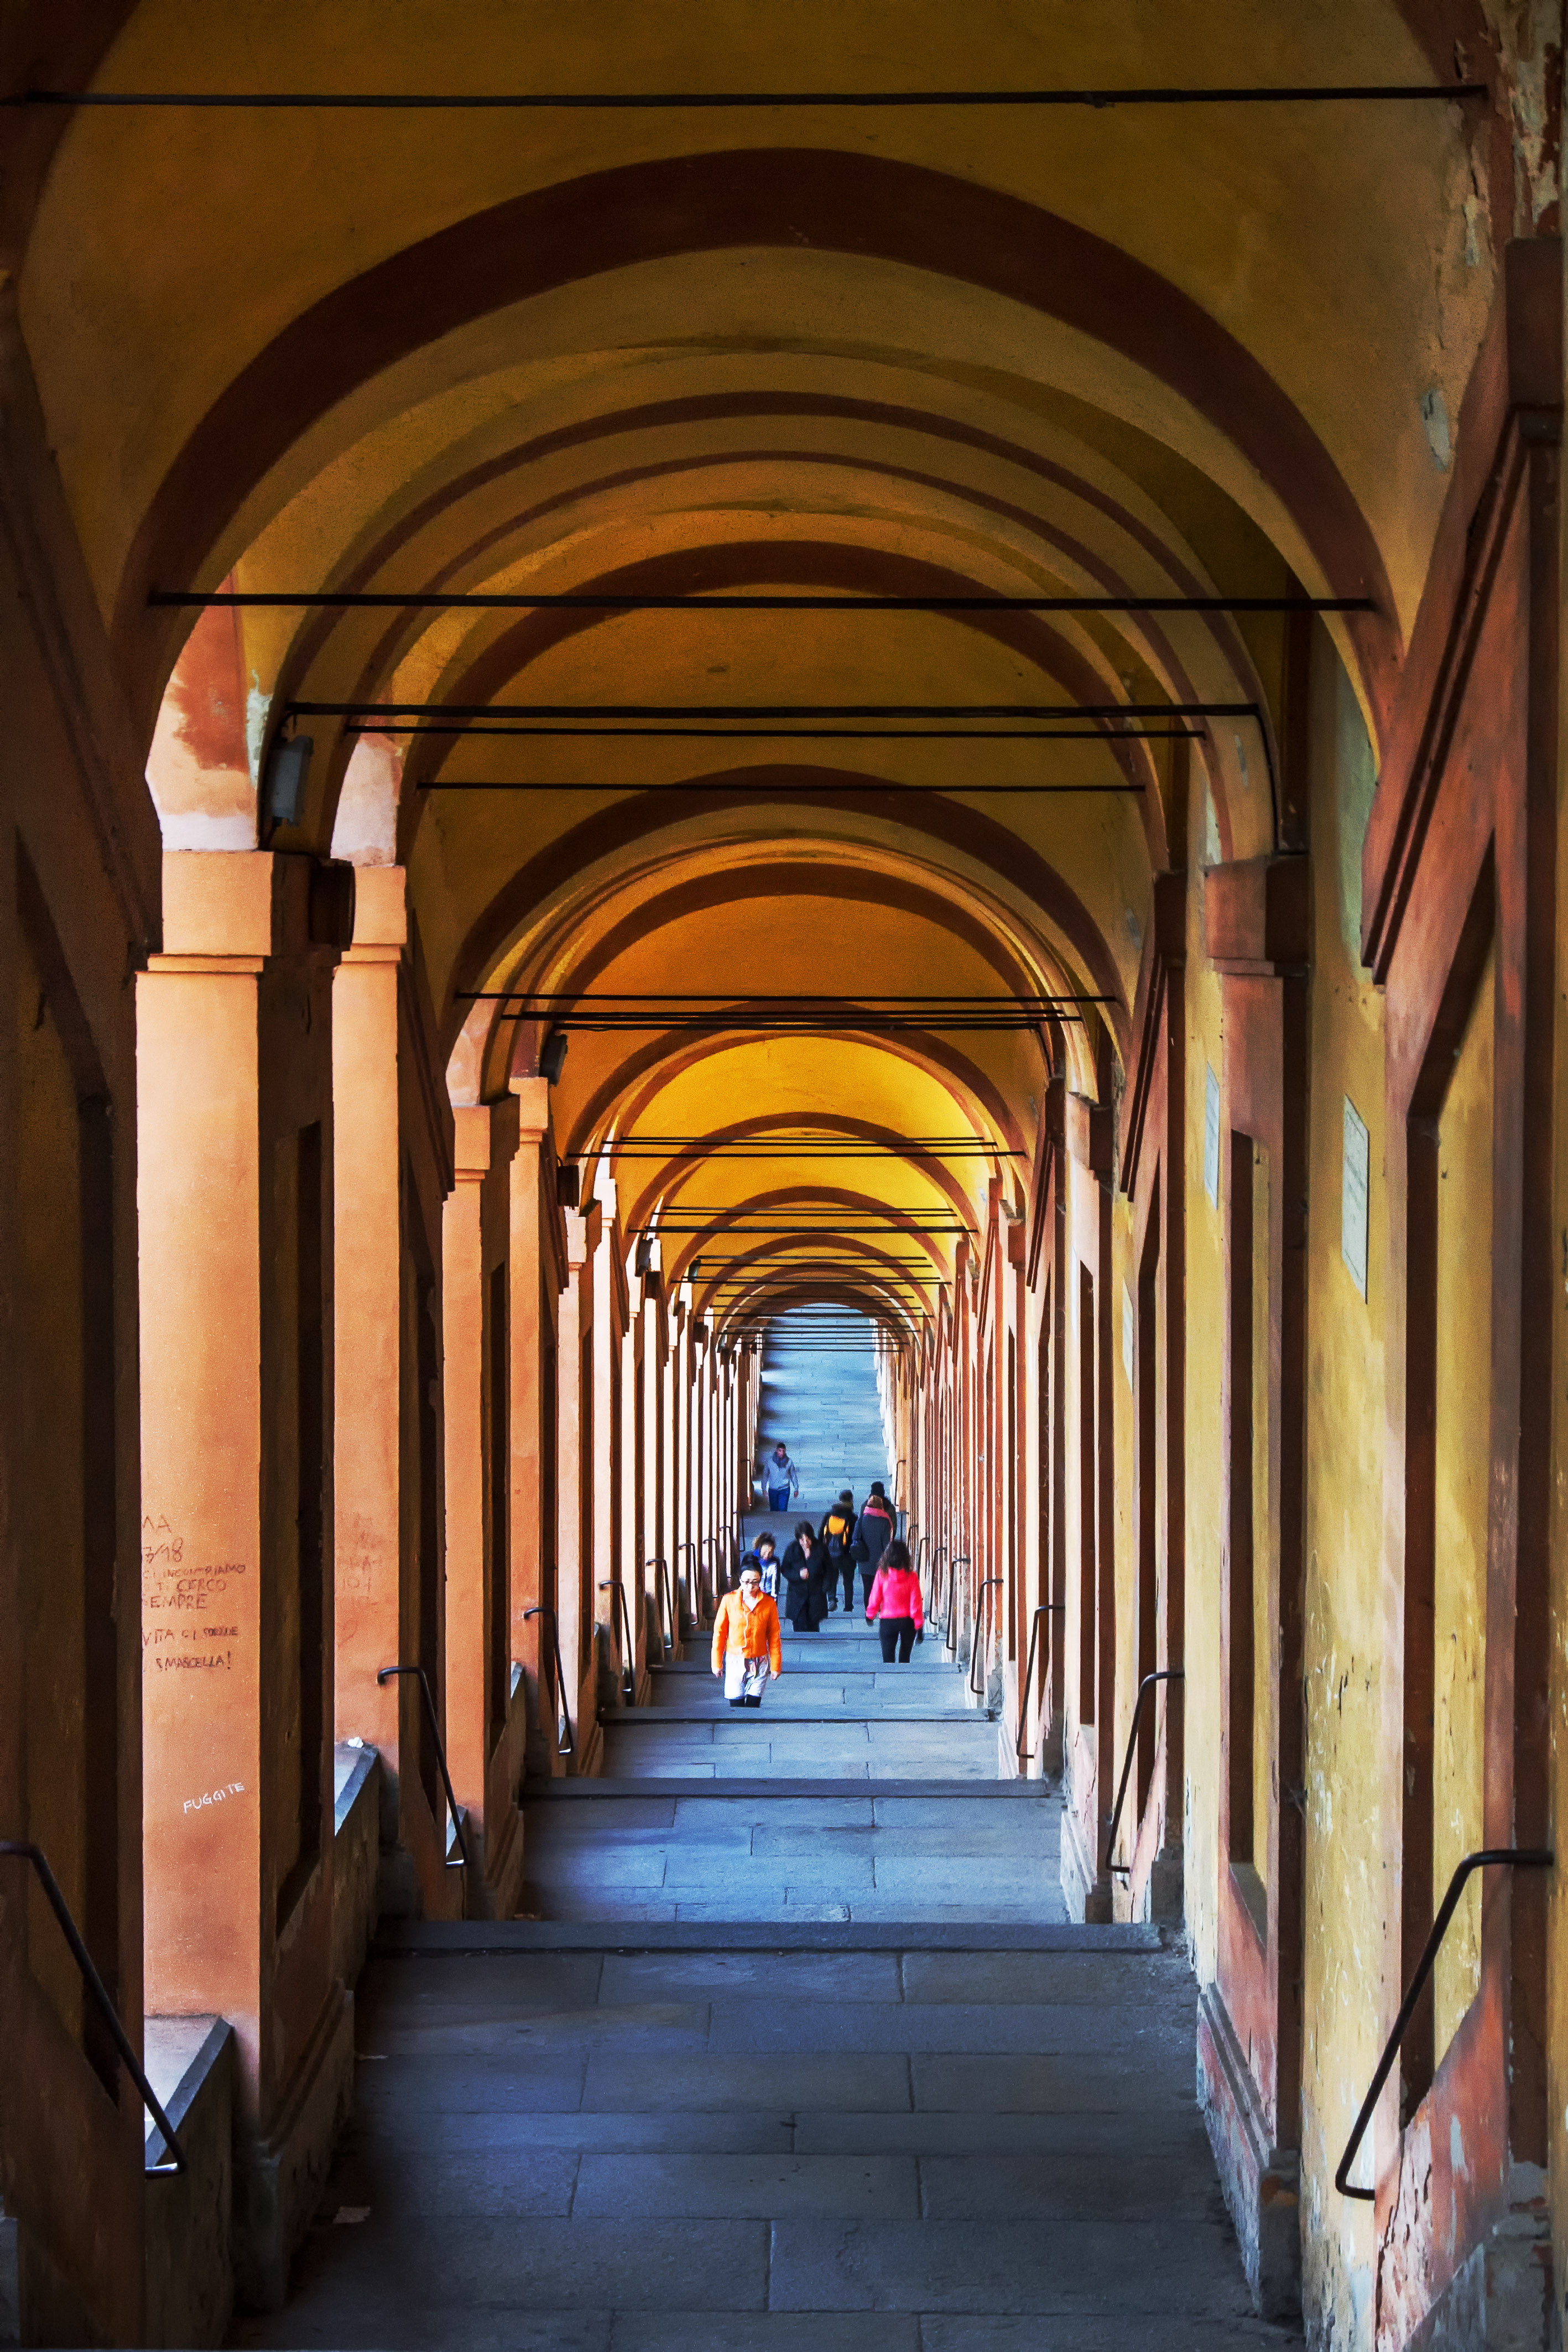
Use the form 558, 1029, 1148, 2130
0, 8, 1565, 2348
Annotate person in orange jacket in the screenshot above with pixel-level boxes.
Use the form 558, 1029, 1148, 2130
711, 1555, 783, 1707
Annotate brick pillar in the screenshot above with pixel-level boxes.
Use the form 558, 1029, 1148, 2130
508, 1079, 566, 1775
332, 866, 456, 1918
443, 1099, 524, 1915
138, 850, 350, 2308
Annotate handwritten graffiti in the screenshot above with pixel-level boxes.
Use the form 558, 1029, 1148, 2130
183, 1781, 245, 1815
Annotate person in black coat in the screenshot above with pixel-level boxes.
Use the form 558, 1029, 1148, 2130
780, 1521, 830, 1631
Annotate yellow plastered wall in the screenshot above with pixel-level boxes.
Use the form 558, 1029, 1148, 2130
1431, 948, 1493, 2059
1184, 764, 1228, 1992
1299, 633, 1386, 2333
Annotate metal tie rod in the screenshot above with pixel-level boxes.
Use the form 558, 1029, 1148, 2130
160, 590, 1374, 613
15, 85, 1489, 110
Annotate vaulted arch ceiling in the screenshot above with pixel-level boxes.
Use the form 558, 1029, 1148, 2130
13, 0, 1513, 1335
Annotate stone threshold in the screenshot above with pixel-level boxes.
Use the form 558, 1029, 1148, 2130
523, 1778, 1055, 1798
373, 1918, 1166, 1956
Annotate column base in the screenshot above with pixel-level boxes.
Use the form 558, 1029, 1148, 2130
1385, 2166, 1553, 2352
1058, 1790, 1112, 1923
1196, 1981, 1300, 2325
232, 1986, 355, 2313
469, 1799, 526, 1919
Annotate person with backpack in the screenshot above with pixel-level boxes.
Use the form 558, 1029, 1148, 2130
853, 1480, 896, 1604
711, 1555, 783, 1706
864, 1538, 924, 1663
819, 1490, 858, 1614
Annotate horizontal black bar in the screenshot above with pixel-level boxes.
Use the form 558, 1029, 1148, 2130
18, 85, 1489, 110
311, 699, 1251, 719
416, 790, 1152, 799
469, 992, 1112, 1003
422, 777, 1149, 789
310, 699, 1225, 717
165, 590, 1372, 612
480, 1016, 1081, 1025
363, 726, 1183, 741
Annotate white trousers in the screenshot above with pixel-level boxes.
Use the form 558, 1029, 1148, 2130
723, 1653, 772, 1701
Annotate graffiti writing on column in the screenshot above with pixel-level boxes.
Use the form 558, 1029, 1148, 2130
142, 1513, 246, 1671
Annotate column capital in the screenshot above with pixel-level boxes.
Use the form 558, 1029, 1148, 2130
509, 1073, 551, 1144
453, 1093, 522, 1180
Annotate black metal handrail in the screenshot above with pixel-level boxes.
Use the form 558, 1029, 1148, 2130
946, 1554, 970, 1658
646, 1555, 676, 1657
697, 1534, 720, 1622
673, 1539, 697, 1635
522, 1606, 576, 1757
597, 1579, 637, 1701
377, 1664, 477, 1871
968, 1575, 1004, 1700
0, 1840, 186, 2176
1105, 1669, 1184, 1879
1016, 1602, 1065, 1766
1335, 1846, 1554, 2201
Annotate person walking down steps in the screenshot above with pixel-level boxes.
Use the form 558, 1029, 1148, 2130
820, 1490, 858, 1614
864, 1537, 924, 1663
711, 1557, 783, 1706
760, 1440, 800, 1514
781, 1522, 829, 1631
854, 1480, 896, 1605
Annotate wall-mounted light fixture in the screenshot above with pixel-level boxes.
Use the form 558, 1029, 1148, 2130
263, 733, 314, 827
539, 1029, 569, 1084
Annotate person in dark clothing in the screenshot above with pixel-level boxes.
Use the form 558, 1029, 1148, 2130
853, 1480, 896, 1604
780, 1521, 830, 1631
819, 1490, 858, 1614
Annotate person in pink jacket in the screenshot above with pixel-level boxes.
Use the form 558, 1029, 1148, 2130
864, 1538, 924, 1664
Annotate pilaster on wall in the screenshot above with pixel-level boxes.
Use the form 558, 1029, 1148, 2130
139, 849, 355, 2309
508, 1076, 569, 1778
443, 1098, 525, 1919
0, 301, 160, 2342
332, 868, 459, 1924
558, 1203, 603, 1778
1059, 1089, 1116, 1927
1197, 849, 1310, 2327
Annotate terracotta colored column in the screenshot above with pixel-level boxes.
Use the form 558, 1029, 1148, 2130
442, 1098, 524, 1915
139, 849, 348, 2308
333, 867, 456, 1917
555, 1205, 596, 1766
591, 1197, 638, 1685
509, 1079, 566, 1772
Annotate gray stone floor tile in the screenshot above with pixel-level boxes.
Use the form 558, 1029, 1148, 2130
353, 2056, 587, 2112
767, 2216, 1258, 2313
518, 1897, 683, 1923
284, 2216, 770, 2313
351, 2146, 581, 2218
910, 2051, 1180, 2112
581, 2049, 912, 2111
367, 2001, 710, 2057
572, 2150, 918, 2218
706, 2000, 1176, 2056
917, 2147, 1231, 2220
598, 1950, 902, 2003
916, 2319, 1298, 2350
357, 1953, 606, 2011
792, 2109, 1205, 2156
393, 2110, 796, 2155
898, 1950, 1184, 2005
611, 2316, 920, 2351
